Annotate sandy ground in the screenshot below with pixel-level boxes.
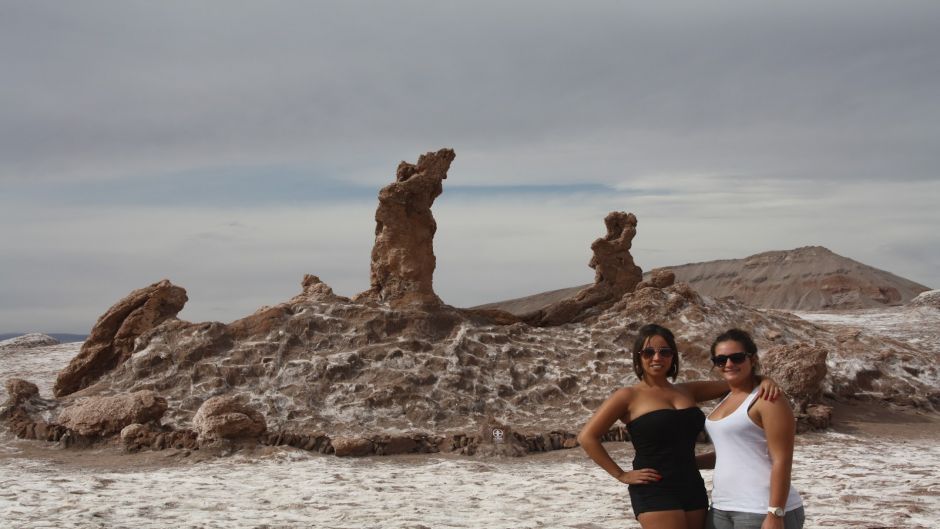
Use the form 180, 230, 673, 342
1, 406, 938, 529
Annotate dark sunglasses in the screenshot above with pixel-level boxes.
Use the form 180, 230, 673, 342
640, 347, 675, 359
711, 352, 751, 367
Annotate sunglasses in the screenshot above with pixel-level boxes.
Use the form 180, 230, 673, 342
640, 347, 675, 359
711, 352, 751, 367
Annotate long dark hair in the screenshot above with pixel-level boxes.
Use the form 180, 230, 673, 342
632, 324, 679, 381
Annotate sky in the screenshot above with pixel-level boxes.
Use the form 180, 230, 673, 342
1, 1, 938, 334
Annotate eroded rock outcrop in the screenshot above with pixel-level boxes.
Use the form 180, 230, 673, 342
24, 150, 938, 458
637, 268, 676, 290
4, 378, 39, 406
761, 343, 829, 411
54, 280, 188, 397
759, 343, 832, 431
0, 333, 59, 350
192, 394, 267, 445
525, 212, 642, 326
473, 421, 529, 457
909, 290, 940, 310
57, 390, 167, 437
355, 148, 456, 306
2, 377, 64, 442
119, 423, 198, 452
331, 436, 374, 457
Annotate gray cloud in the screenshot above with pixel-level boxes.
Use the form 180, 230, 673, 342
1, 1, 937, 331
3, 1, 938, 183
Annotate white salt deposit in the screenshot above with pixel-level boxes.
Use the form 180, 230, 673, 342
0, 432, 937, 528
0, 341, 79, 402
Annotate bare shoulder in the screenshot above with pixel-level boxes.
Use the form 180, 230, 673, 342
610, 386, 636, 403
754, 391, 795, 418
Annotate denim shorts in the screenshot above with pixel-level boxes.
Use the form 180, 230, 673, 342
706, 506, 805, 529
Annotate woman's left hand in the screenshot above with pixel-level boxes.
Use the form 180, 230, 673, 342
757, 377, 781, 401
761, 513, 785, 529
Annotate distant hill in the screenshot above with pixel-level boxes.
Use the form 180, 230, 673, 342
475, 246, 931, 314
0, 333, 87, 343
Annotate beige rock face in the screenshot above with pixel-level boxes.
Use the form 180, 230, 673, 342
760, 343, 829, 411
331, 436, 374, 457
355, 148, 456, 306
4, 378, 39, 405
192, 394, 266, 444
474, 421, 528, 457
527, 212, 643, 326
909, 290, 940, 310
54, 280, 188, 397
57, 390, 168, 437
648, 269, 676, 289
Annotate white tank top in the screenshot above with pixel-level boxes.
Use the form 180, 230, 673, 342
704, 386, 803, 514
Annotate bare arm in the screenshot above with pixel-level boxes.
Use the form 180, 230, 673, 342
757, 397, 796, 528
577, 388, 660, 485
681, 376, 782, 403
681, 379, 730, 402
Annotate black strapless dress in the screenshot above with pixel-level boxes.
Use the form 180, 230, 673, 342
625, 407, 709, 517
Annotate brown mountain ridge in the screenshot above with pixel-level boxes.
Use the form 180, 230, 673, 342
476, 246, 930, 314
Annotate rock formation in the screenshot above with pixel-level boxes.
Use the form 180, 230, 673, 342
4, 378, 39, 406
331, 437, 374, 457
1, 377, 63, 442
54, 280, 188, 397
355, 148, 456, 306
759, 343, 832, 430
639, 268, 676, 290
192, 394, 267, 445
119, 423, 198, 452
56, 390, 167, 437
0, 333, 59, 350
524, 211, 643, 326
473, 420, 529, 457
7, 149, 938, 458
909, 289, 940, 310
760, 343, 829, 411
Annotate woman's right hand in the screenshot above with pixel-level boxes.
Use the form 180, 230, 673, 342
617, 468, 662, 484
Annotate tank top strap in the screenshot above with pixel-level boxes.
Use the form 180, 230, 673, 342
737, 385, 761, 415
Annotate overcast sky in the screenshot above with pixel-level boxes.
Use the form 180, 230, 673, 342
2, 1, 938, 333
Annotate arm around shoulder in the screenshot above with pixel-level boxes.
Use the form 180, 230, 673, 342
679, 379, 729, 403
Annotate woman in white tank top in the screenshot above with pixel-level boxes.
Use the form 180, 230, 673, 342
697, 329, 804, 529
